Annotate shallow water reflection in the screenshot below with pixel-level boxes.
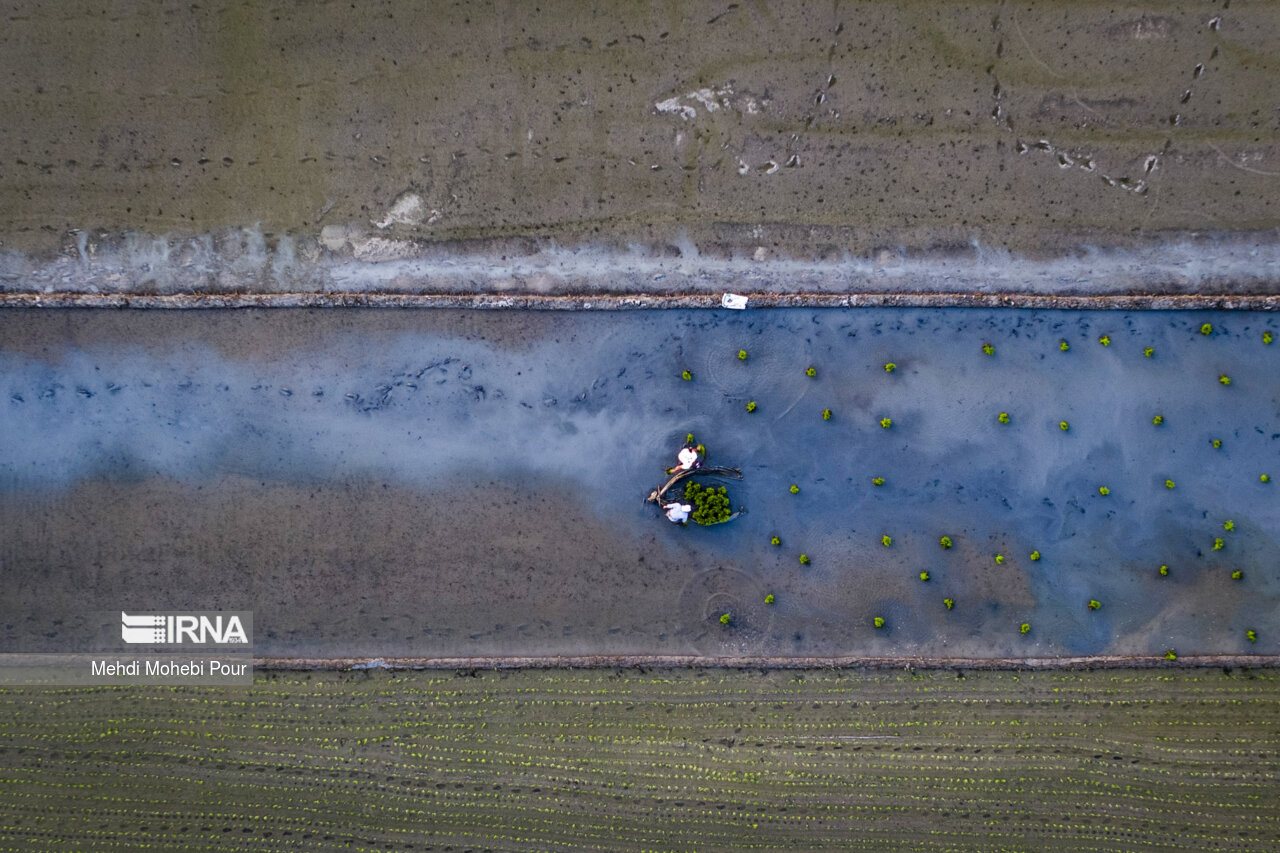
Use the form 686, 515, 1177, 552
1, 308, 1276, 658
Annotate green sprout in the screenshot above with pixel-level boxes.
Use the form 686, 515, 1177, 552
872, 477, 885, 487
1223, 520, 1235, 531
1087, 599, 1101, 611
789, 484, 800, 495
1165, 479, 1176, 489
1143, 346, 1154, 358
1231, 570, 1243, 580
1060, 421, 1070, 431
1059, 340, 1070, 352
939, 536, 952, 549
884, 362, 897, 373
1262, 474, 1272, 483
1098, 486, 1110, 496
982, 343, 994, 356
943, 598, 954, 610
681, 369, 693, 381
1247, 629, 1257, 643
1212, 438, 1222, 449
1020, 622, 1031, 635
737, 349, 748, 360
880, 417, 893, 429
770, 535, 781, 546
805, 366, 817, 377
1099, 335, 1111, 347
1200, 323, 1213, 335
1264, 332, 1274, 345
1164, 649, 1177, 661
919, 571, 930, 582
995, 554, 1005, 564
720, 612, 731, 626
873, 616, 885, 628
1219, 374, 1231, 386
822, 408, 832, 420
1159, 564, 1169, 577
746, 400, 757, 412
1029, 550, 1041, 561
799, 554, 810, 565
764, 593, 775, 605
1213, 537, 1225, 551
881, 534, 893, 547
1152, 414, 1163, 425
998, 412, 1010, 424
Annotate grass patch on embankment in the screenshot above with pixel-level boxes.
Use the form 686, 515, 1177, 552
2, 667, 1279, 851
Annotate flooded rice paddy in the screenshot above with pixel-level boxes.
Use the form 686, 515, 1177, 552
1, 308, 1277, 658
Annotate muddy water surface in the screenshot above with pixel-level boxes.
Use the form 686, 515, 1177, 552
1, 308, 1277, 657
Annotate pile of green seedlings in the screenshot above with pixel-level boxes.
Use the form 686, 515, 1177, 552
682, 481, 733, 525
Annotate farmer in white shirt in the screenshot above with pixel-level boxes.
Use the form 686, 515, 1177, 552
666, 439, 704, 475
663, 502, 693, 524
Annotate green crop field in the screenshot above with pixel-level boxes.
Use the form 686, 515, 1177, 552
2, 667, 1278, 851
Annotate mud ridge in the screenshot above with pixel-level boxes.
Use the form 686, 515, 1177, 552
257, 654, 1280, 671
3, 291, 1279, 311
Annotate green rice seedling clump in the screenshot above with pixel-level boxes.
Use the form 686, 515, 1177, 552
682, 481, 733, 525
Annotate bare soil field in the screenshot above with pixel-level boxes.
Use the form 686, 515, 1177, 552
3, 1, 1279, 297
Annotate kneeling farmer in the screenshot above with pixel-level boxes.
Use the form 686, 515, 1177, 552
663, 502, 693, 524
665, 437, 705, 475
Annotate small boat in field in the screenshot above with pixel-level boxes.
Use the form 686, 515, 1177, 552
647, 464, 745, 525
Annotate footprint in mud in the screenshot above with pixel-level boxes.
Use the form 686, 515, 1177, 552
676, 566, 776, 655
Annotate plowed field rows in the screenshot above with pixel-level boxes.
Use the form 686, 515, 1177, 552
2, 667, 1278, 851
